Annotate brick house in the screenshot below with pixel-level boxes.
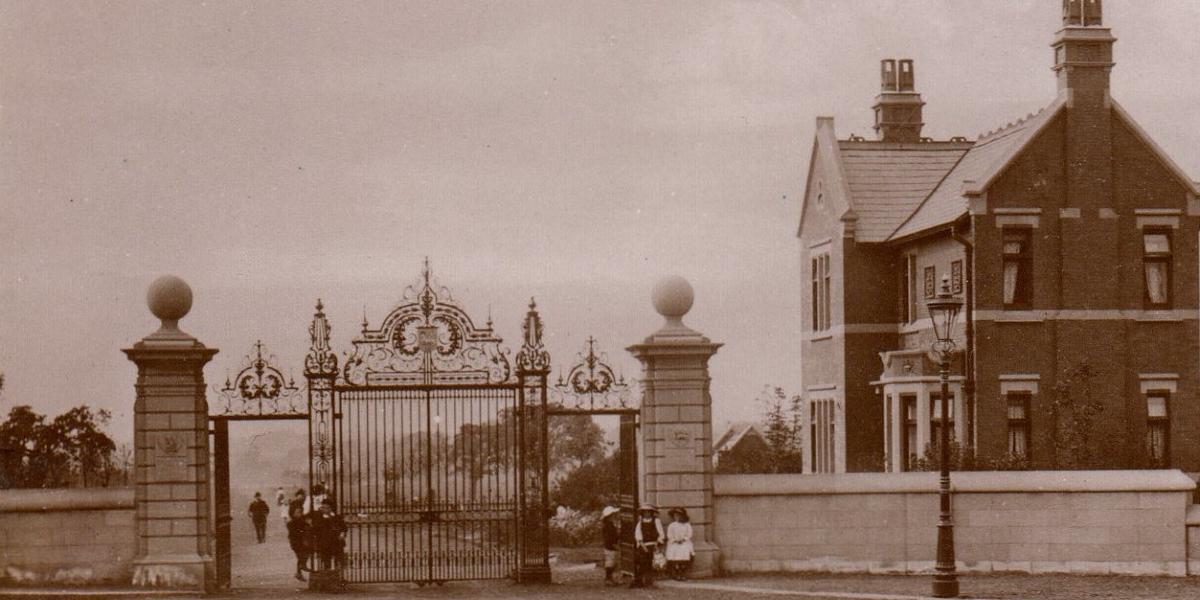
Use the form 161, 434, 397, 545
797, 1, 1200, 474
712, 422, 771, 474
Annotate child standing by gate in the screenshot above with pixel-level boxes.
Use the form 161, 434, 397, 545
631, 504, 663, 588
665, 508, 693, 580
600, 506, 620, 585
286, 489, 309, 582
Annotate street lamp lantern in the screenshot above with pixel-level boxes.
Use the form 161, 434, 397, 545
927, 275, 963, 347
926, 273, 963, 598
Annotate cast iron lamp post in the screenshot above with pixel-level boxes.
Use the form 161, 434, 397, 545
927, 275, 963, 598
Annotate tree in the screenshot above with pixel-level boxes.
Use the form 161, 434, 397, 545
0, 405, 118, 488
0, 405, 44, 488
548, 414, 607, 480
47, 406, 117, 487
758, 386, 804, 473
552, 452, 619, 512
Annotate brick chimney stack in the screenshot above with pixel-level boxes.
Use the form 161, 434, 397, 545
1053, 0, 1114, 98
872, 59, 924, 143
1052, 0, 1115, 214
1054, 0, 1119, 309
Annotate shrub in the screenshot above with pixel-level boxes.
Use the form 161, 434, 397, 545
548, 506, 600, 547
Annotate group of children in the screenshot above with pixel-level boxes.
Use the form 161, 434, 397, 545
282, 484, 347, 583
272, 485, 695, 589
600, 503, 693, 587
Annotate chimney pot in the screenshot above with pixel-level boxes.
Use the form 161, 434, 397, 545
873, 58, 925, 143
898, 59, 915, 92
880, 59, 898, 91
1063, 0, 1102, 27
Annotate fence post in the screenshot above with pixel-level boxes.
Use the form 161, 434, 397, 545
515, 299, 553, 583
628, 276, 722, 577
123, 276, 218, 591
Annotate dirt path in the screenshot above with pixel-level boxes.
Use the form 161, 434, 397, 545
228, 516, 306, 592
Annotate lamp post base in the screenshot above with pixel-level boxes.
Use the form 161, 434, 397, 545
932, 574, 959, 598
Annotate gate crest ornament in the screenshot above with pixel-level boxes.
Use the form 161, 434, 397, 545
550, 337, 634, 412
342, 260, 512, 385
216, 340, 305, 416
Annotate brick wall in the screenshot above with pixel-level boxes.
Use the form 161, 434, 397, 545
0, 488, 136, 586
968, 106, 1200, 471
713, 471, 1196, 576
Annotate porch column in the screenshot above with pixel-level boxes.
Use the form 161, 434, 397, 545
628, 276, 722, 577
123, 276, 218, 591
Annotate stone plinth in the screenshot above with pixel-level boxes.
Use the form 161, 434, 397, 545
628, 275, 722, 577
123, 276, 217, 591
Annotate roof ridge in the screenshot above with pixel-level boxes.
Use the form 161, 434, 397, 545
975, 105, 1047, 144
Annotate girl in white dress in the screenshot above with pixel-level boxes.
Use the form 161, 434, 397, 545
665, 507, 693, 580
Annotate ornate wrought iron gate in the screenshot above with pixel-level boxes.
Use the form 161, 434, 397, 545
209, 341, 309, 591
304, 263, 552, 585
549, 337, 640, 578
333, 385, 526, 583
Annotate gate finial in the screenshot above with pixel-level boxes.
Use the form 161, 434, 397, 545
305, 298, 338, 377
146, 275, 194, 340
516, 297, 551, 374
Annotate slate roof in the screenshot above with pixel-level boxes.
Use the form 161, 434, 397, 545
713, 422, 763, 457
837, 142, 971, 242
889, 98, 1066, 241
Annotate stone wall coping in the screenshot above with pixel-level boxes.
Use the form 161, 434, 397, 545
1186, 504, 1200, 526
714, 471, 1197, 496
0, 487, 135, 512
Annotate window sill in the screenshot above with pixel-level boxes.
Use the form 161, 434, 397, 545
995, 310, 1044, 323
1137, 310, 1182, 322
808, 333, 834, 343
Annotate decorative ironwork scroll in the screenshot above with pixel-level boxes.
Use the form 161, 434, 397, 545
304, 299, 338, 494
550, 336, 634, 412
215, 340, 305, 416
342, 259, 512, 386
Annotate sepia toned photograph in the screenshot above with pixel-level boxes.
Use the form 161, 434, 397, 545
2, 1, 1200, 598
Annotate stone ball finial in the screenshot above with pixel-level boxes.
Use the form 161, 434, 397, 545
147, 275, 193, 331
652, 275, 694, 322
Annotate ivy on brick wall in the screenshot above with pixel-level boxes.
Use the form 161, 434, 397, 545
1047, 362, 1105, 469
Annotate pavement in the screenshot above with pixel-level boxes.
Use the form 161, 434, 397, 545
4, 527, 1200, 600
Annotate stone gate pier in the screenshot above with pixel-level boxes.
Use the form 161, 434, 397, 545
123, 276, 217, 590
629, 275, 722, 577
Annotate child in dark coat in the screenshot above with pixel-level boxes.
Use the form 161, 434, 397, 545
286, 490, 309, 581
600, 506, 620, 586
309, 497, 347, 571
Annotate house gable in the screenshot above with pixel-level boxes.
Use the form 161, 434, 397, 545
797, 117, 853, 241
1110, 100, 1200, 202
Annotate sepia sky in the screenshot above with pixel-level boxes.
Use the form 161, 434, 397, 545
2, 1, 1199, 443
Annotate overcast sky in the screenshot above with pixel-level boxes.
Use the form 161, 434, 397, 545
2, 1, 1199, 443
